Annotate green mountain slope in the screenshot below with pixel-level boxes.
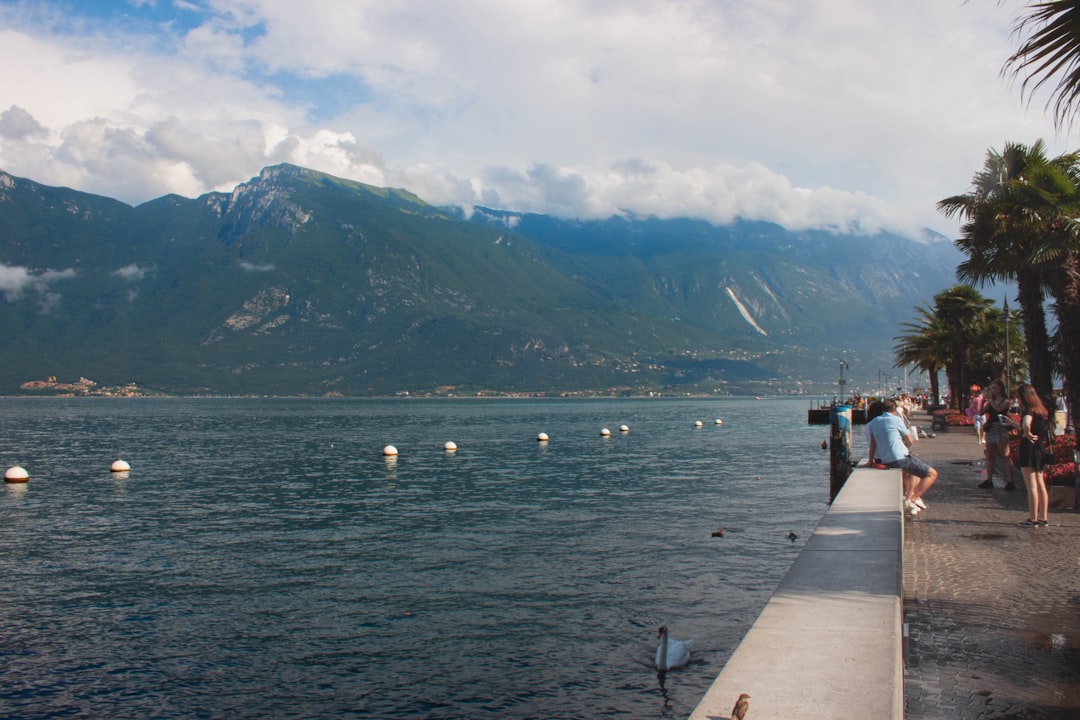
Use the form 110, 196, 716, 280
0, 165, 960, 395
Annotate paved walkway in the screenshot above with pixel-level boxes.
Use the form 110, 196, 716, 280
901, 413, 1080, 720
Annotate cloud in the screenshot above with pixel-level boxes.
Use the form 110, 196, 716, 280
239, 260, 275, 272
112, 262, 153, 282
0, 106, 47, 140
0, 263, 76, 308
0, 0, 1065, 240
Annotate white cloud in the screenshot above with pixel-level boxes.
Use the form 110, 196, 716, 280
112, 263, 152, 282
0, 264, 36, 300
0, 263, 76, 306
0, 105, 47, 140
0, 0, 1068, 239
239, 260, 275, 272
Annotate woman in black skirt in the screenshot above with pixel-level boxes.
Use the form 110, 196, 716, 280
1016, 383, 1050, 527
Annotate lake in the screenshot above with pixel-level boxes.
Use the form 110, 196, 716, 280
0, 396, 832, 719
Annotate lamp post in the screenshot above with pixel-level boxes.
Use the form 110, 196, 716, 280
1003, 296, 1010, 388
838, 360, 848, 398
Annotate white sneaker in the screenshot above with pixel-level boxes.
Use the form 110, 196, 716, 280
904, 499, 920, 515
914, 498, 927, 510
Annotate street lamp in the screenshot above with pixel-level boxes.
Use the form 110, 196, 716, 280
1003, 296, 1010, 388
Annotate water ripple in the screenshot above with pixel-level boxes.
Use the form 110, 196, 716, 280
0, 397, 828, 719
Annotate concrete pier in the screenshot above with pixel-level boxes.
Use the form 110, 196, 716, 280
688, 465, 905, 720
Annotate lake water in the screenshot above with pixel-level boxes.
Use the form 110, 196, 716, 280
0, 397, 831, 719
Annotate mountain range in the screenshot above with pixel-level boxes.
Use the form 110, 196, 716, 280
0, 163, 962, 396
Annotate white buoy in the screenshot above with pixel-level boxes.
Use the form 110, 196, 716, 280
694, 420, 704, 427
383, 445, 398, 456
111, 459, 131, 473
715, 418, 723, 425
620, 424, 629, 433
4, 466, 28, 483
444, 441, 458, 452
537, 432, 549, 442
600, 428, 611, 437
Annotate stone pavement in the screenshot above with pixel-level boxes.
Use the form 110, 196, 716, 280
900, 413, 1080, 720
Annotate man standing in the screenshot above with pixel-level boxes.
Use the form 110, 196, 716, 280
866, 397, 938, 515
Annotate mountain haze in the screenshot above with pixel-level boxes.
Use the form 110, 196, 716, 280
0, 164, 960, 396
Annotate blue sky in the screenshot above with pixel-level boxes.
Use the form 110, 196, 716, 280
0, 0, 1070, 239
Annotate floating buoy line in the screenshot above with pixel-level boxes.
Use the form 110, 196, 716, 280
4, 415, 728, 486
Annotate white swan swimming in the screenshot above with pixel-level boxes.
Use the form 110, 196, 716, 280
655, 625, 693, 670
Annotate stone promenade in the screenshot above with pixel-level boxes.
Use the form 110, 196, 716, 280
901, 413, 1080, 719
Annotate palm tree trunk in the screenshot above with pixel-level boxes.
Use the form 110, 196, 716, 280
946, 358, 961, 409
1016, 269, 1054, 402
1049, 250, 1080, 431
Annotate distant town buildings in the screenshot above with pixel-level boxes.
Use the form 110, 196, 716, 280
18, 376, 150, 397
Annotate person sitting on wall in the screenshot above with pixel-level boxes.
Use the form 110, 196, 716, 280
866, 397, 938, 516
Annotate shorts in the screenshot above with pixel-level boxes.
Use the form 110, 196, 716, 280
885, 455, 934, 479
972, 415, 984, 430
984, 423, 1008, 444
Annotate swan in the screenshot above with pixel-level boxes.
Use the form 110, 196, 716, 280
655, 625, 693, 670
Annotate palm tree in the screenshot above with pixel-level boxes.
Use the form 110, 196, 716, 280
997, 3, 1080, 427
1040, 221, 1080, 431
995, 146, 1080, 430
933, 286, 998, 409
1005, 0, 1080, 130
937, 141, 1059, 402
895, 286, 996, 410
893, 305, 948, 405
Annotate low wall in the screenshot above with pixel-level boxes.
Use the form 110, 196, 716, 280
687, 467, 904, 720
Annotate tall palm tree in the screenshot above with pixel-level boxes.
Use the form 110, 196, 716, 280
1005, 0, 1080, 130
998, 146, 1080, 430
937, 141, 1057, 402
998, 3, 1080, 427
1039, 219, 1080, 431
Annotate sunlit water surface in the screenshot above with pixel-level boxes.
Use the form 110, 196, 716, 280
0, 397, 831, 719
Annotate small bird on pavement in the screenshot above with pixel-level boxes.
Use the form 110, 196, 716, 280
732, 692, 751, 720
